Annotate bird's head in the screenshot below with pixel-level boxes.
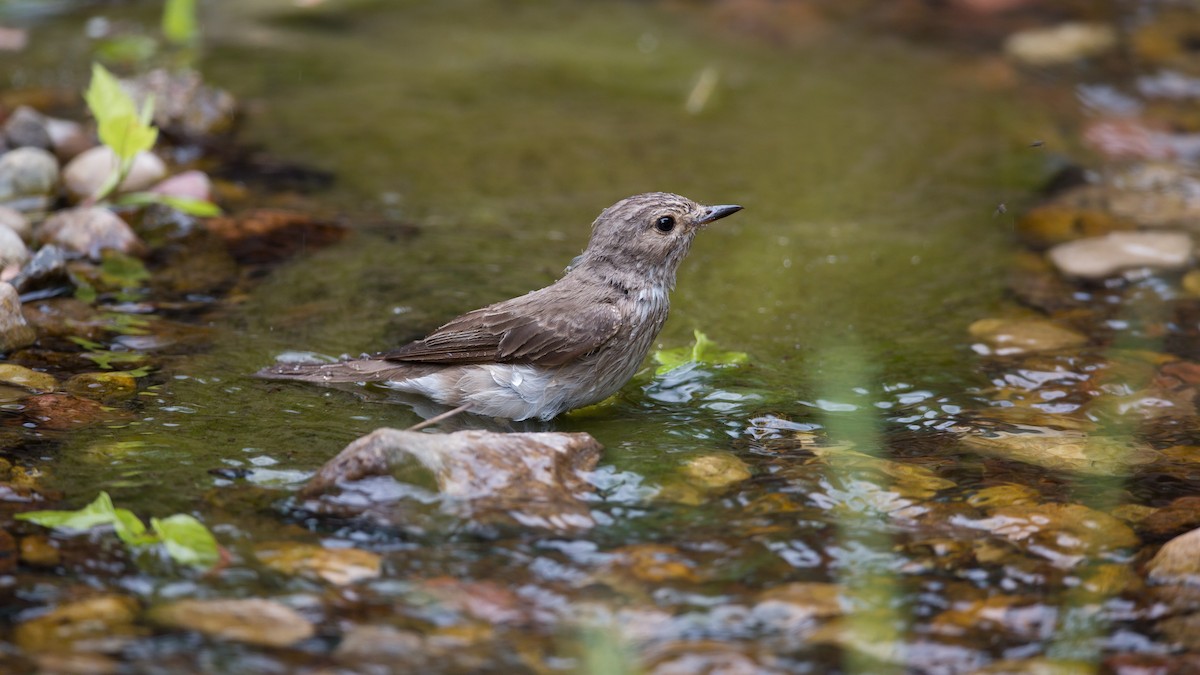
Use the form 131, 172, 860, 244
576, 192, 742, 286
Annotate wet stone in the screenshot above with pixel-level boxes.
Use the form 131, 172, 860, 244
255, 541, 381, 585
149, 170, 212, 202
1157, 612, 1200, 650
20, 534, 61, 567
960, 503, 1139, 567
64, 372, 136, 402
0, 364, 57, 392
0, 147, 58, 211
1004, 22, 1117, 67
1015, 205, 1133, 249
14, 594, 143, 653
36, 207, 145, 260
968, 317, 1088, 356
1048, 230, 1194, 280
301, 428, 603, 531
18, 393, 110, 430
20, 297, 109, 341
0, 281, 35, 352
147, 597, 315, 647
204, 208, 347, 264
680, 452, 751, 490
1146, 526, 1200, 586
960, 425, 1158, 475
1105, 162, 1200, 229
62, 146, 166, 200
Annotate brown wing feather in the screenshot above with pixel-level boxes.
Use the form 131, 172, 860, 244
380, 288, 623, 367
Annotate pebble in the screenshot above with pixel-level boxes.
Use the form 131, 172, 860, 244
0, 282, 35, 352
35, 206, 145, 259
0, 223, 28, 272
2, 105, 52, 150
0, 147, 59, 211
149, 170, 212, 202
1048, 231, 1194, 279
1004, 23, 1117, 67
62, 146, 166, 200
65, 372, 137, 402
148, 598, 315, 647
968, 317, 1088, 355
0, 364, 57, 392
0, 204, 31, 240
1147, 526, 1200, 586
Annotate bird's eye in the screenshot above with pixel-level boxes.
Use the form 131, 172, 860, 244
654, 215, 676, 233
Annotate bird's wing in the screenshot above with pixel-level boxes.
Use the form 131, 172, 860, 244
379, 291, 623, 367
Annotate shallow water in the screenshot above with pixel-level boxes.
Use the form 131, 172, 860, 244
16, 1, 1190, 673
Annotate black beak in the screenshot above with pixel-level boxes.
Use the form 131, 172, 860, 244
698, 204, 743, 224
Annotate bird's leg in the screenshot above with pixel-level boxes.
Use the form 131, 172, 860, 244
405, 404, 472, 432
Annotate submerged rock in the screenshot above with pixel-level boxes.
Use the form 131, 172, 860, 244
959, 503, 1139, 568
1048, 231, 1193, 279
254, 541, 381, 585
14, 594, 143, 653
62, 146, 166, 200
204, 208, 347, 264
1015, 205, 1132, 249
148, 170, 212, 203
64, 372, 136, 402
36, 207, 145, 260
148, 598, 315, 647
680, 453, 752, 490
0, 364, 57, 392
1146, 526, 1200, 586
0, 282, 36, 352
960, 425, 1158, 475
1004, 23, 1117, 67
301, 428, 603, 531
0, 147, 58, 211
968, 317, 1088, 356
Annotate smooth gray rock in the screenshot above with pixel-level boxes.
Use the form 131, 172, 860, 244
0, 147, 59, 211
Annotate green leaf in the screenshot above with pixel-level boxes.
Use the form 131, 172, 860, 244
85, 63, 138, 124
16, 491, 149, 546
162, 0, 199, 46
83, 350, 147, 370
118, 191, 221, 217
67, 336, 104, 351
151, 514, 219, 568
99, 252, 151, 289
653, 330, 748, 376
98, 113, 158, 165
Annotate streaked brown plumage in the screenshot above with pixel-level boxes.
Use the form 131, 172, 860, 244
256, 192, 742, 420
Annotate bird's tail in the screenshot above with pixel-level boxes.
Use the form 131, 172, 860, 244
256, 358, 416, 383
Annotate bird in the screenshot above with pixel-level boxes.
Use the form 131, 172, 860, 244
256, 192, 743, 421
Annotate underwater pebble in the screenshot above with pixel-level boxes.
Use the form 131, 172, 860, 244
0, 147, 59, 211
14, 594, 143, 653
680, 453, 751, 490
65, 372, 137, 402
0, 282, 36, 352
255, 542, 381, 585
19, 393, 109, 430
62, 146, 166, 200
1146, 526, 1200, 586
1004, 22, 1116, 67
36, 206, 144, 260
1105, 162, 1200, 229
968, 317, 1088, 355
148, 598, 315, 647
1015, 205, 1133, 249
0, 364, 57, 392
42, 116, 92, 162
1048, 231, 1193, 279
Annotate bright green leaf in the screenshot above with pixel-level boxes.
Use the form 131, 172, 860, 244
15, 492, 150, 543
83, 351, 147, 370
653, 330, 748, 376
163, 0, 199, 46
98, 113, 158, 166
152, 514, 219, 568
67, 336, 104, 351
85, 63, 138, 124
118, 191, 221, 217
